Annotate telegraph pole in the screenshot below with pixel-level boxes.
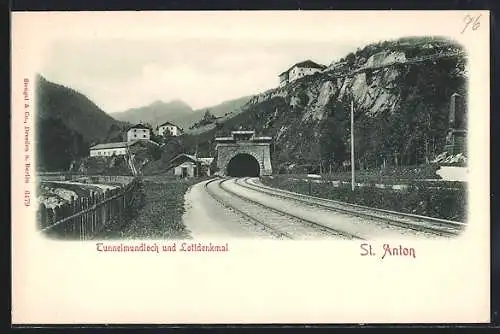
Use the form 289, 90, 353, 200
195, 139, 199, 178
350, 97, 355, 191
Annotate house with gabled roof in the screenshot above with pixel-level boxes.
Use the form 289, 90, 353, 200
127, 123, 151, 142
278, 60, 326, 87
158, 121, 183, 137
168, 153, 214, 178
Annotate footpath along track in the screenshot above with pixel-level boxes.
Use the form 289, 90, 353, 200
204, 178, 363, 240
240, 177, 466, 237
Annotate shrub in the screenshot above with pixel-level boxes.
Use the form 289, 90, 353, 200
261, 176, 467, 222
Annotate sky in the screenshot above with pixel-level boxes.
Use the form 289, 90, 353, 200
35, 11, 465, 114
39, 38, 372, 113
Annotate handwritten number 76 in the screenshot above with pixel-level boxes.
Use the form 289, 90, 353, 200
461, 14, 481, 34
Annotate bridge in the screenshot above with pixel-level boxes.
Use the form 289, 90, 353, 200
215, 130, 273, 177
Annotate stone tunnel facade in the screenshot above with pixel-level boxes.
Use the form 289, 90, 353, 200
215, 131, 273, 177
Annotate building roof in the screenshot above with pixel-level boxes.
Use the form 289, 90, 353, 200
215, 130, 272, 143
279, 59, 326, 76
169, 154, 214, 166
132, 139, 161, 147
215, 137, 235, 142
127, 123, 151, 131
159, 121, 180, 127
169, 154, 197, 165
198, 158, 214, 166
232, 130, 255, 135
253, 136, 273, 141
90, 141, 140, 150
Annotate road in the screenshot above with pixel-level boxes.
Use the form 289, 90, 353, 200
182, 177, 464, 240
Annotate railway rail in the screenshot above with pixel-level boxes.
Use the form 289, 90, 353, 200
239, 177, 465, 237
204, 178, 363, 240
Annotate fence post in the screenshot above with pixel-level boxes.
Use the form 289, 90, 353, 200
89, 192, 94, 236
81, 197, 87, 241
77, 198, 82, 240
46, 207, 55, 237
71, 197, 77, 237
61, 203, 70, 235
37, 203, 47, 230
103, 190, 109, 231
53, 206, 61, 237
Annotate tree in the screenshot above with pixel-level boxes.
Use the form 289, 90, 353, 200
147, 143, 162, 161
161, 137, 185, 162
318, 100, 350, 170
203, 109, 215, 122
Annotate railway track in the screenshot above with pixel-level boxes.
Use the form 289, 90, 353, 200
239, 177, 465, 237
204, 178, 363, 240
204, 178, 290, 239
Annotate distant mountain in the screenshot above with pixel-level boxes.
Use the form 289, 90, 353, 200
110, 100, 194, 129
35, 74, 128, 171
184, 96, 253, 132
110, 96, 253, 130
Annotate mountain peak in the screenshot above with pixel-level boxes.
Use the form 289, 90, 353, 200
150, 100, 165, 106
169, 99, 191, 108
148, 99, 191, 109
112, 98, 194, 126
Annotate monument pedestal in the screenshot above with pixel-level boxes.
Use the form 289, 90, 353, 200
444, 129, 467, 155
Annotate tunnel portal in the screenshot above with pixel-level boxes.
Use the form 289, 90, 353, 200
215, 130, 273, 176
226, 153, 260, 177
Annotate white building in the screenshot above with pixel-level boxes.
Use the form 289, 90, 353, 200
279, 60, 326, 87
89, 141, 139, 157
127, 124, 151, 142
158, 121, 183, 137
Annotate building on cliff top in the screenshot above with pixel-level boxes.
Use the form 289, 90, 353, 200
278, 60, 326, 87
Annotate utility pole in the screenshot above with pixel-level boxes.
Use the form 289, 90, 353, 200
351, 97, 355, 191
195, 139, 199, 178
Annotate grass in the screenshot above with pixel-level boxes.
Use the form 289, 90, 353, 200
98, 176, 211, 239
261, 175, 467, 222
283, 164, 444, 184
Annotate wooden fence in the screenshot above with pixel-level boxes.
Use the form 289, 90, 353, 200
37, 178, 140, 240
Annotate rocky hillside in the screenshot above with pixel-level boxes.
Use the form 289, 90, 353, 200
35, 75, 129, 171
183, 36, 467, 173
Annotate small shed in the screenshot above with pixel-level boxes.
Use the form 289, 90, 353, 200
169, 154, 214, 178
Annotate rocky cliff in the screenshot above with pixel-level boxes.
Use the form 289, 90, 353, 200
201, 36, 467, 173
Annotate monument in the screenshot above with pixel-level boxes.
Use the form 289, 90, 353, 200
443, 92, 467, 155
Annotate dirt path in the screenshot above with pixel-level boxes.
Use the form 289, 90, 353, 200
182, 180, 274, 239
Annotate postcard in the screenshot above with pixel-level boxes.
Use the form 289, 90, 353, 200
11, 10, 490, 324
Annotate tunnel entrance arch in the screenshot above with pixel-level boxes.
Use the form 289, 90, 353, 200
226, 153, 260, 177
215, 130, 273, 177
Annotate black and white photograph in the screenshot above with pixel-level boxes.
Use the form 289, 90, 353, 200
34, 32, 469, 241
11, 11, 490, 324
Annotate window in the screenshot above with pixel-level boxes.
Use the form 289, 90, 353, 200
143, 134, 146, 138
